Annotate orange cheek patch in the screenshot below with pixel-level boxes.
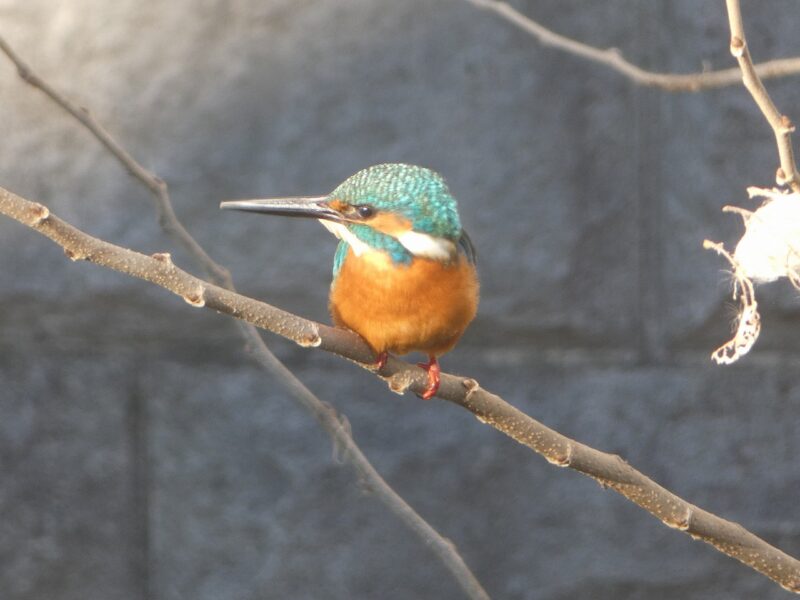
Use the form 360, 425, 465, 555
368, 212, 412, 235
327, 198, 348, 212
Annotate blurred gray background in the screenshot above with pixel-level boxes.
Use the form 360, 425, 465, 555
1, 1, 799, 598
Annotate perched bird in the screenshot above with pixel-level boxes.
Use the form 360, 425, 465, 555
221, 163, 479, 399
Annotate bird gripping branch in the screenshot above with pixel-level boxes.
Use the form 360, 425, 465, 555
221, 163, 479, 399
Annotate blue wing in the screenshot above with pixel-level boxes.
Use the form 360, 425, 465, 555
332, 239, 350, 278
458, 229, 477, 265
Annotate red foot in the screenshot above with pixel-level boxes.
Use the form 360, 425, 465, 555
374, 351, 389, 372
416, 355, 441, 400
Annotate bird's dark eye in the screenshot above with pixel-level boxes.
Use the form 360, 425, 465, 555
356, 205, 375, 219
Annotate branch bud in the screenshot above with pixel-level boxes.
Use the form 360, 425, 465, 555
386, 372, 413, 395
779, 114, 796, 133
151, 252, 172, 263
63, 248, 87, 261
545, 444, 573, 467
27, 203, 49, 226
730, 36, 745, 57
664, 507, 693, 531
296, 332, 322, 348
182, 286, 206, 307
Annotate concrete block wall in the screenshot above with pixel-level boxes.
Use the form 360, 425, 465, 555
1, 1, 798, 598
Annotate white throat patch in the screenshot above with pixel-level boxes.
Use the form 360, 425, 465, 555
319, 220, 371, 256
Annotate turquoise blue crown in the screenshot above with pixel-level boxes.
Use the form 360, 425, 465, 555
330, 164, 463, 273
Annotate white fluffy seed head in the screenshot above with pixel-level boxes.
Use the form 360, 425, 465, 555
733, 191, 800, 284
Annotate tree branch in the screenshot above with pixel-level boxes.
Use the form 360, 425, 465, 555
0, 36, 232, 286
724, 0, 800, 192
463, 0, 800, 92
4, 15, 800, 593
1, 186, 799, 594
0, 36, 490, 600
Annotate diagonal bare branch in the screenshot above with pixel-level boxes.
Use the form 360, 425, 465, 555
724, 0, 800, 192
1, 186, 798, 594
463, 0, 800, 92
0, 36, 232, 286
0, 36, 490, 600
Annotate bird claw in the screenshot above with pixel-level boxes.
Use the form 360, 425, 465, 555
416, 356, 441, 400
373, 351, 388, 372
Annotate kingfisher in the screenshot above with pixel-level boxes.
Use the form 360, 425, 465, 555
220, 163, 479, 399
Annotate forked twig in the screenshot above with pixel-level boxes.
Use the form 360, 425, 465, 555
725, 0, 800, 192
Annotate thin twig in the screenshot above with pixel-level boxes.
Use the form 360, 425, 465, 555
724, 0, 800, 192
1, 186, 798, 594
0, 36, 232, 286
463, 0, 800, 92
0, 37, 490, 600
236, 323, 489, 600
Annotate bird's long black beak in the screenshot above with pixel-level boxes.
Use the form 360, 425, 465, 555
219, 196, 342, 222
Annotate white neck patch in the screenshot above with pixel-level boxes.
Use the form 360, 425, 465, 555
319, 219, 455, 262
396, 230, 456, 261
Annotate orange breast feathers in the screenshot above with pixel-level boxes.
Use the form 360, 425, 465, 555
329, 248, 479, 357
